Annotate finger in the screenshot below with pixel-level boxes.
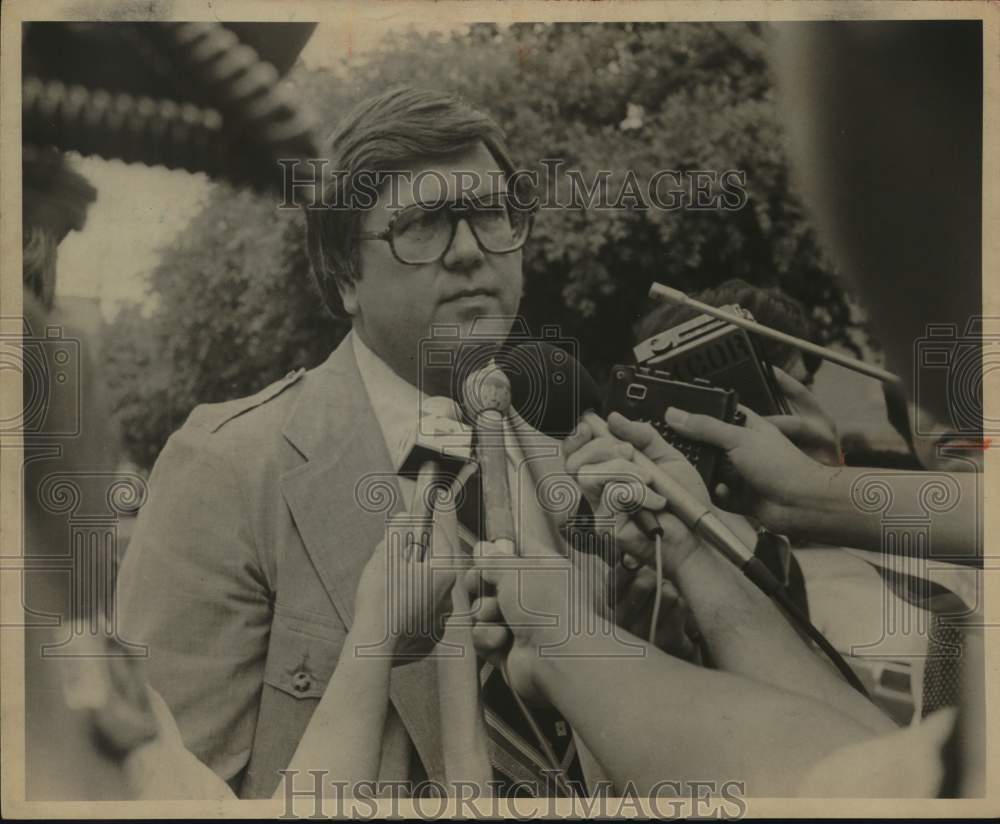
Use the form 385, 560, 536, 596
430, 565, 458, 600
561, 420, 595, 461
734, 404, 772, 432
657, 577, 683, 609
613, 563, 637, 602
601, 478, 668, 517
606, 411, 694, 467
607, 412, 682, 465
581, 410, 612, 438
427, 518, 461, 560
662, 407, 747, 450
471, 595, 503, 624
469, 541, 506, 598
619, 565, 657, 617
565, 436, 646, 475
464, 565, 492, 607
772, 366, 812, 404
471, 623, 511, 654
576, 459, 663, 504
474, 540, 505, 558
472, 541, 521, 586
575, 457, 649, 494
771, 367, 835, 426
608, 412, 667, 460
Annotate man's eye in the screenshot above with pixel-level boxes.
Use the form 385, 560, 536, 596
395, 209, 441, 236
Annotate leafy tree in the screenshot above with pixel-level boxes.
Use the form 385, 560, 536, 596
106, 190, 347, 469
106, 22, 861, 469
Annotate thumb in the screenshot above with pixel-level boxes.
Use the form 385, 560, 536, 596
663, 407, 745, 450
472, 540, 514, 587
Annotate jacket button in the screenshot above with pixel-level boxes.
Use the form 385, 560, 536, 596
292, 671, 312, 693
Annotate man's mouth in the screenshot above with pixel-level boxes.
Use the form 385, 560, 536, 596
441, 288, 499, 304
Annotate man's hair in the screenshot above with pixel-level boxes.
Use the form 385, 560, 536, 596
304, 86, 516, 318
634, 278, 822, 378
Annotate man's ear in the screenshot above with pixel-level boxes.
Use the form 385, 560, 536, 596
337, 275, 358, 317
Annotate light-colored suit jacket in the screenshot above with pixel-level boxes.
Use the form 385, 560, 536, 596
116, 336, 585, 798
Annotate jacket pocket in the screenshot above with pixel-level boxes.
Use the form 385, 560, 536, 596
262, 609, 345, 700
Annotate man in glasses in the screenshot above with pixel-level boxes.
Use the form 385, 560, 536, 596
118, 86, 689, 800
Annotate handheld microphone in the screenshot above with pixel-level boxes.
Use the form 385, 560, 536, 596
581, 411, 781, 594
462, 363, 517, 557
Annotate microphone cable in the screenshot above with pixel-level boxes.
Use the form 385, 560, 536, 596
772, 585, 869, 696
649, 534, 664, 645
635, 521, 866, 694
696, 540, 870, 696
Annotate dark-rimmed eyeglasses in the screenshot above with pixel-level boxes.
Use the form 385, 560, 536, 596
357, 192, 533, 266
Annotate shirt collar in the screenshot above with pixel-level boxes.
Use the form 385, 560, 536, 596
352, 330, 521, 472
351, 331, 426, 471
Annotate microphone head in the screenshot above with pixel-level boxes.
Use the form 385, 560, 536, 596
462, 361, 512, 417
503, 341, 602, 438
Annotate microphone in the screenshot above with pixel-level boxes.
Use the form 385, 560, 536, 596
580, 411, 783, 591
462, 363, 517, 557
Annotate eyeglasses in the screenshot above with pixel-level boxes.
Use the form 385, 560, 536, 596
358, 192, 533, 266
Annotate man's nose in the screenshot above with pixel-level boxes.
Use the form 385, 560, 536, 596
442, 218, 484, 274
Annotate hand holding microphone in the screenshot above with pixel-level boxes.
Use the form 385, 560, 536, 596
564, 413, 707, 575
566, 410, 759, 573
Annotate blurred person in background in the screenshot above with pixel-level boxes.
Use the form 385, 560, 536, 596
634, 278, 824, 388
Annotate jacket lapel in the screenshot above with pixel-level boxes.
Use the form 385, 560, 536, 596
280, 339, 398, 626
279, 337, 445, 782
